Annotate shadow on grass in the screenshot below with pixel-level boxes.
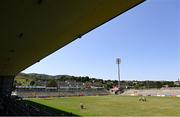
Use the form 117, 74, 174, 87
20, 100, 80, 116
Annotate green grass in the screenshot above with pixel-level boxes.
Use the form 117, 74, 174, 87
27, 95, 180, 116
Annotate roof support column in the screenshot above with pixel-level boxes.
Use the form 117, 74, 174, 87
0, 76, 15, 97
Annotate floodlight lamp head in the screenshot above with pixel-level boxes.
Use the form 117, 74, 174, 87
116, 58, 121, 64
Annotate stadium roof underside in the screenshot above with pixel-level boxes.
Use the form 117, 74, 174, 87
0, 0, 145, 76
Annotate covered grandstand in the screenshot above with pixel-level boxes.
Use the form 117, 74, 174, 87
0, 0, 145, 115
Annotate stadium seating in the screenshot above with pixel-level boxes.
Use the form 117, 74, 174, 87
0, 96, 52, 116
121, 88, 180, 97
16, 87, 109, 98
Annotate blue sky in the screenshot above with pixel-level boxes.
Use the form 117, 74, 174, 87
23, 0, 180, 81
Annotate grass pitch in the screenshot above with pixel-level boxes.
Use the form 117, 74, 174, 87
27, 95, 180, 116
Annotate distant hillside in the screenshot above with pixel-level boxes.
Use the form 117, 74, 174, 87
17, 73, 64, 79
14, 73, 180, 89
15, 73, 105, 87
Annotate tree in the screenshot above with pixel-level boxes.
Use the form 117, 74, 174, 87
156, 81, 163, 89
30, 81, 35, 86
47, 79, 57, 87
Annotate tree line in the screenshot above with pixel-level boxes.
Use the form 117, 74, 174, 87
14, 73, 180, 90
